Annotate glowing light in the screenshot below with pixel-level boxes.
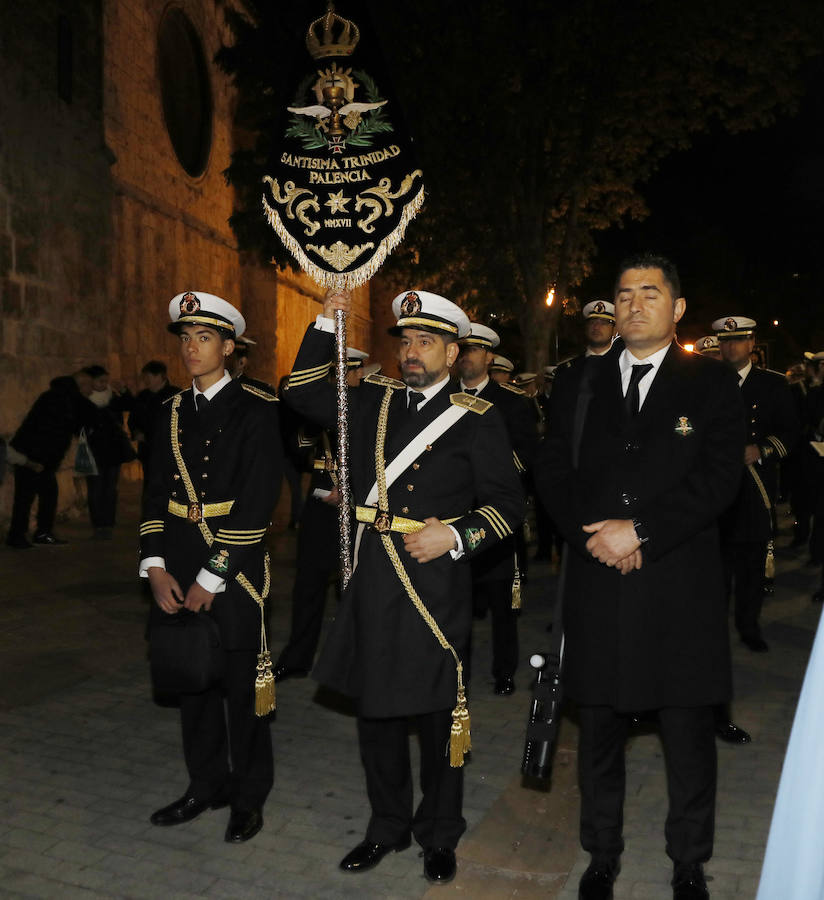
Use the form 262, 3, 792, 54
773, 319, 779, 326
545, 288, 555, 307
684, 343, 695, 353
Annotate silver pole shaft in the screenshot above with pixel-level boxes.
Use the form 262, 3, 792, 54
334, 307, 353, 589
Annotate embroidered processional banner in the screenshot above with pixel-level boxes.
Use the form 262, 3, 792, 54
262, 2, 424, 290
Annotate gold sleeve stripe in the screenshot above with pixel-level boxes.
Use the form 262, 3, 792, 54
140, 520, 164, 527
477, 505, 511, 539
139, 526, 164, 535
767, 435, 788, 458
479, 505, 512, 537
217, 537, 265, 545
289, 362, 332, 380
216, 527, 268, 534
215, 529, 267, 538
513, 451, 525, 473
288, 369, 332, 388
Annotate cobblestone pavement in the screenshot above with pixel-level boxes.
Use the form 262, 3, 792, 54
0, 481, 819, 899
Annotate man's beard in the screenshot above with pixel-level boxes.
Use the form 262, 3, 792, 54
457, 357, 484, 383
402, 359, 440, 389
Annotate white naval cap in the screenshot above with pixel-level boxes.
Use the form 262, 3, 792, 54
582, 300, 615, 322
346, 347, 369, 368
390, 290, 471, 339
694, 335, 720, 354
489, 355, 514, 373
711, 315, 757, 339
361, 361, 382, 378
461, 323, 501, 350
513, 371, 537, 386
543, 364, 558, 379
168, 291, 246, 338
236, 334, 257, 346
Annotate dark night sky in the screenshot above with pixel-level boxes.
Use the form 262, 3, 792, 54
578, 58, 824, 368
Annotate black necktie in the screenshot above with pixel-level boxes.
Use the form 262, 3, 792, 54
464, 388, 477, 396
408, 391, 424, 415
625, 363, 653, 416
195, 393, 210, 414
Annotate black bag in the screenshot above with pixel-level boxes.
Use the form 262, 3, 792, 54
149, 610, 225, 694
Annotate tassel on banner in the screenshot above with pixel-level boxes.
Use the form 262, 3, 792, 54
255, 650, 276, 716
449, 681, 471, 767
511, 555, 521, 610
765, 540, 775, 580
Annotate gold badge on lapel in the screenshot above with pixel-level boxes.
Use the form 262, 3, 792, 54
674, 416, 694, 436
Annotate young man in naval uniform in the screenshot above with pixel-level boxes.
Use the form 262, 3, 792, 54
139, 291, 282, 844
536, 254, 745, 900
457, 322, 538, 694
286, 289, 524, 884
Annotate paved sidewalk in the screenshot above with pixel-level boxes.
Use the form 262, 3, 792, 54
0, 481, 819, 898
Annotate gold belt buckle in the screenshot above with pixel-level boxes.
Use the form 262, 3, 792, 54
187, 502, 203, 523
372, 510, 391, 534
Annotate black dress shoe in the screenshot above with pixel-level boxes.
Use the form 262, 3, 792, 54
272, 663, 309, 682
579, 858, 619, 900
672, 862, 709, 899
339, 836, 411, 872
715, 721, 751, 744
225, 807, 263, 843
423, 846, 456, 883
740, 634, 769, 652
150, 792, 228, 826
494, 675, 515, 695
32, 531, 68, 546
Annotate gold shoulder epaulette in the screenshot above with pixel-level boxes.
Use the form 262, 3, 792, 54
450, 392, 492, 414
499, 382, 526, 395
162, 390, 185, 405
364, 373, 405, 389
241, 383, 277, 402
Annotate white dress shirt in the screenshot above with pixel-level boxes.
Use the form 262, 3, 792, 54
139, 371, 232, 594
618, 343, 671, 411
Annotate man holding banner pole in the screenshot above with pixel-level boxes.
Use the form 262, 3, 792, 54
285, 287, 524, 884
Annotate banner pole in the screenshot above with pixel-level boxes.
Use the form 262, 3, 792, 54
334, 305, 353, 589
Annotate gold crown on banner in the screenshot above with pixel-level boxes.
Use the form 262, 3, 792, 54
306, 2, 360, 59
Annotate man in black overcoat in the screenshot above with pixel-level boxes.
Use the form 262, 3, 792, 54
535, 254, 744, 900
713, 316, 799, 652
286, 288, 524, 885
457, 322, 538, 693
139, 291, 282, 844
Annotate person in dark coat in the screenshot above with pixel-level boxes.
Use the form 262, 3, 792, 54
534, 254, 744, 900
140, 290, 282, 844
82, 365, 136, 538
457, 322, 538, 694
286, 288, 524, 885
5, 370, 96, 548
714, 316, 800, 652
128, 360, 181, 484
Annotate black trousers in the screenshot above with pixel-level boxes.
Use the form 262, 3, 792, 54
358, 708, 466, 850
276, 497, 339, 671
9, 465, 58, 539
473, 578, 519, 678
86, 464, 121, 527
578, 704, 717, 865
180, 649, 273, 811
722, 541, 767, 640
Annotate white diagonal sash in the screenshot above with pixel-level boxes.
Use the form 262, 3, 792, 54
352, 402, 469, 571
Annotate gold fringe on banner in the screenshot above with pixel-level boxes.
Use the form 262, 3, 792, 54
511, 554, 521, 609
262, 182, 425, 291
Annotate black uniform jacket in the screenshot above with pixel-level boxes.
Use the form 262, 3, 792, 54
720, 366, 799, 543
286, 325, 525, 717
471, 378, 538, 583
140, 379, 282, 650
534, 341, 745, 711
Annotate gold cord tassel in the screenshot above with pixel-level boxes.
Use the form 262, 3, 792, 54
255, 650, 276, 716
449, 667, 471, 767
511, 556, 521, 610
765, 540, 775, 580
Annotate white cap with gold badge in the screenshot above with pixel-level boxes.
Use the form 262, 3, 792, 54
390, 290, 471, 339
461, 323, 501, 349
346, 347, 369, 369
489, 355, 514, 374
711, 316, 756, 339
168, 291, 246, 338
583, 300, 615, 322
694, 335, 720, 354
